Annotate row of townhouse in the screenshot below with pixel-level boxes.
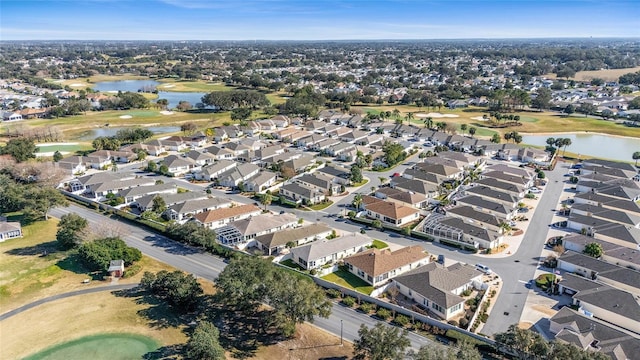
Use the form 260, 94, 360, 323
57, 149, 138, 174
419, 163, 537, 249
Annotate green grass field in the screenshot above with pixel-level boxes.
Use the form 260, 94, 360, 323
22, 333, 160, 360
371, 240, 389, 249
156, 79, 236, 92
35, 143, 93, 153
321, 270, 373, 295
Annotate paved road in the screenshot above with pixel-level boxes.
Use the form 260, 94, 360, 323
0, 283, 137, 321
48, 204, 433, 350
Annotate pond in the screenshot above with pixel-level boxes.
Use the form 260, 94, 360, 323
93, 80, 210, 109
521, 133, 640, 162
75, 126, 181, 141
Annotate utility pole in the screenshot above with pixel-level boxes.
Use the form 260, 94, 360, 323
340, 319, 343, 346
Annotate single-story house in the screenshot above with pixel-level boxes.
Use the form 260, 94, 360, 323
0, 220, 23, 242
164, 197, 232, 223
216, 213, 298, 245
345, 245, 429, 287
193, 204, 261, 230
280, 182, 326, 205
421, 213, 503, 249
289, 232, 372, 270
255, 223, 333, 255
364, 200, 420, 226
108, 260, 125, 277
244, 171, 278, 193
393, 262, 483, 320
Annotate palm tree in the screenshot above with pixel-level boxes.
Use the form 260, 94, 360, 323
633, 151, 640, 166
561, 138, 572, 157
460, 123, 468, 136
392, 108, 401, 121
545, 137, 556, 148
260, 193, 273, 211
468, 126, 476, 138
405, 112, 415, 125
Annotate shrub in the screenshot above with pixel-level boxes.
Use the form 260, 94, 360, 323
462, 289, 472, 296
479, 313, 489, 323
122, 264, 143, 278
394, 314, 410, 327
341, 296, 356, 307
459, 317, 469, 329
359, 302, 376, 314
327, 289, 342, 299
447, 320, 459, 327
376, 308, 391, 320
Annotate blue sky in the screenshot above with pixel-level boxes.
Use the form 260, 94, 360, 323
1, 0, 639, 40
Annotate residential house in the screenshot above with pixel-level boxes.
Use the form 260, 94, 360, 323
204, 145, 235, 161
464, 185, 519, 208
118, 183, 178, 205
216, 213, 298, 245
160, 155, 199, 177
555, 272, 640, 333
86, 178, 156, 201
570, 203, 640, 228
255, 223, 333, 256
364, 200, 421, 226
445, 205, 503, 233
194, 160, 237, 181
164, 197, 232, 223
345, 246, 429, 287
193, 204, 261, 230
295, 173, 342, 195
558, 251, 640, 297
132, 192, 208, 212
0, 220, 22, 242
391, 177, 440, 199
422, 213, 503, 249
562, 233, 640, 271
375, 187, 429, 208
481, 170, 534, 188
447, 99, 468, 109
280, 182, 326, 205
549, 307, 640, 360
474, 178, 526, 198
217, 163, 261, 188
282, 154, 317, 174
455, 195, 517, 220
244, 171, 278, 193
315, 164, 352, 186
159, 136, 190, 152
185, 150, 216, 166
519, 147, 551, 164
393, 262, 483, 320
289, 232, 372, 270
414, 162, 464, 181
1, 111, 22, 121
57, 156, 87, 175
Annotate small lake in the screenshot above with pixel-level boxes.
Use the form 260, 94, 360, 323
92, 80, 210, 109
521, 133, 640, 162
75, 126, 181, 141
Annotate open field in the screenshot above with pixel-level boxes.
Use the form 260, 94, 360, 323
544, 66, 640, 82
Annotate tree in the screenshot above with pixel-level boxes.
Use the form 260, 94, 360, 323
156, 98, 169, 109
490, 133, 501, 144
0, 137, 37, 162
180, 122, 198, 135
468, 126, 476, 138
146, 160, 157, 173
531, 87, 552, 110
350, 165, 363, 183
52, 150, 63, 162
578, 103, 597, 117
352, 193, 363, 209
584, 242, 603, 258
230, 107, 253, 122
410, 339, 481, 360
495, 324, 550, 360
186, 321, 225, 360
372, 219, 382, 229
353, 323, 410, 360
141, 270, 203, 312
460, 123, 467, 136
260, 193, 273, 211
21, 186, 67, 221
632, 151, 640, 166
561, 138, 572, 156
564, 104, 575, 116
628, 96, 640, 110
56, 213, 88, 249
151, 196, 167, 214
545, 137, 556, 148
176, 100, 193, 112
78, 237, 142, 272
382, 141, 407, 167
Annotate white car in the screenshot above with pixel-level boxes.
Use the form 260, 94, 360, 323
529, 187, 541, 194
475, 264, 492, 274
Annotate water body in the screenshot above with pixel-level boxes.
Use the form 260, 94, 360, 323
93, 80, 209, 109
521, 133, 640, 162
75, 126, 181, 141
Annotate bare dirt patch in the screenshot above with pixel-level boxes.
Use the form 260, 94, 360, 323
253, 323, 353, 360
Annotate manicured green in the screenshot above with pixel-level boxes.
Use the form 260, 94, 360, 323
322, 270, 373, 295
23, 333, 160, 360
309, 201, 334, 211
371, 240, 389, 249
35, 144, 93, 153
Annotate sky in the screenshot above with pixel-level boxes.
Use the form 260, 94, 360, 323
1, 0, 639, 40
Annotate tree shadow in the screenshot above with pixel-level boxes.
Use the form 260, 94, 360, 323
142, 344, 185, 360
319, 357, 348, 360
142, 235, 200, 256
5, 240, 58, 256
113, 287, 200, 329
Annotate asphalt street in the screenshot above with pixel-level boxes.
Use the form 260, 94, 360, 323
49, 204, 434, 350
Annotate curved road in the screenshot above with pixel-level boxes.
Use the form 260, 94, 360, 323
0, 283, 137, 321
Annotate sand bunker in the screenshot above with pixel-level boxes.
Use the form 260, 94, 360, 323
36, 142, 79, 147
162, 84, 175, 88
119, 115, 132, 119
160, 111, 174, 115
471, 116, 488, 121
417, 112, 460, 118
70, 83, 85, 87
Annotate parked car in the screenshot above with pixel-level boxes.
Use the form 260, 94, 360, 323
529, 187, 541, 194
437, 255, 445, 264
475, 263, 492, 274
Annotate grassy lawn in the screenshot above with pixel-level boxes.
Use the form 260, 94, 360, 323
35, 143, 94, 154
371, 240, 389, 249
23, 333, 160, 360
322, 270, 373, 295
309, 200, 334, 211
351, 179, 369, 187
280, 258, 306, 271
266, 91, 289, 105
156, 79, 236, 92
